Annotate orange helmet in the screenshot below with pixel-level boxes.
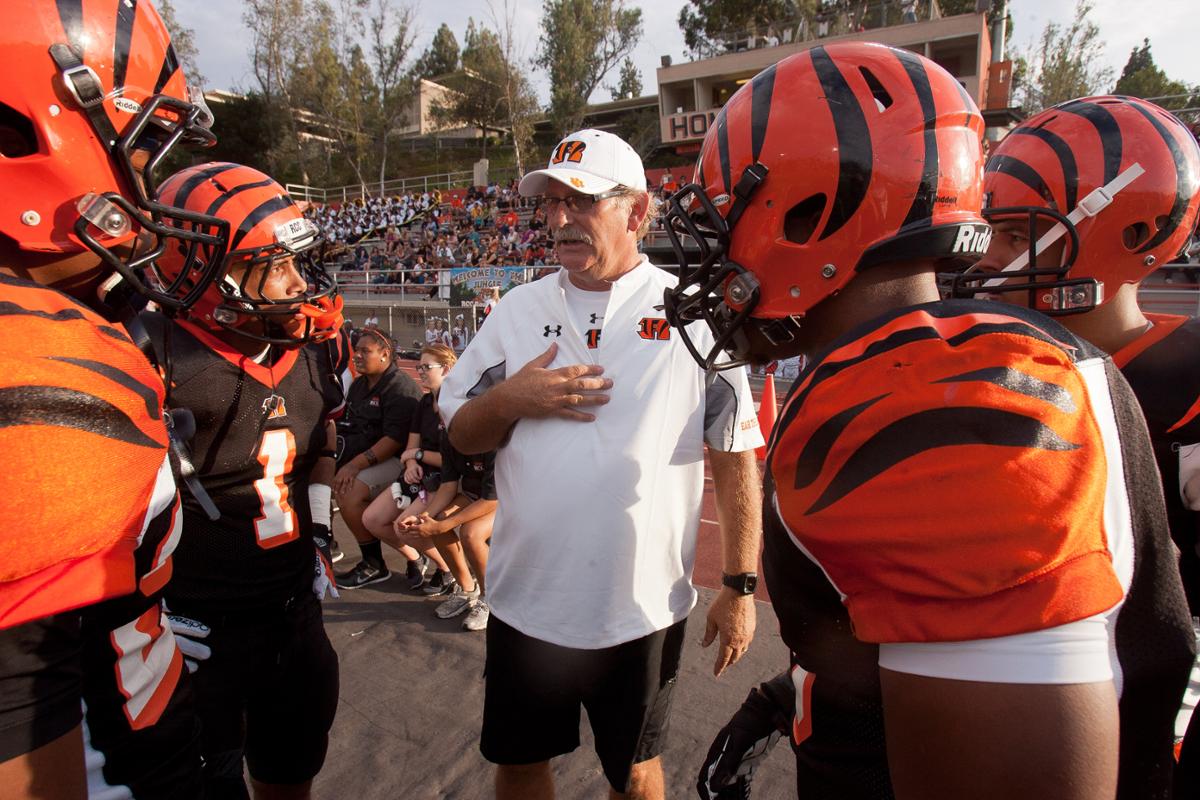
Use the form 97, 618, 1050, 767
662, 42, 989, 369
155, 162, 342, 345
0, 0, 227, 309
955, 96, 1200, 312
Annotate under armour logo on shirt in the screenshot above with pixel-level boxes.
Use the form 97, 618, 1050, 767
589, 313, 604, 325
543, 325, 562, 337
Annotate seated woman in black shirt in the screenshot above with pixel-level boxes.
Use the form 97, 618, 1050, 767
359, 344, 457, 591
333, 329, 425, 589
395, 389, 497, 632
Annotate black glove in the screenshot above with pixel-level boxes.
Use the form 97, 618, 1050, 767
697, 672, 794, 800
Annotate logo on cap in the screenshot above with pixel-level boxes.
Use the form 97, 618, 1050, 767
570, 177, 585, 188
551, 141, 587, 164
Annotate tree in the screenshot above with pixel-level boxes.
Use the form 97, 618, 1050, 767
243, 0, 312, 180
678, 1, 807, 58
1113, 39, 1199, 112
485, 0, 539, 174
536, 0, 643, 136
609, 57, 642, 100
365, 0, 419, 185
282, 0, 419, 188
412, 23, 460, 80
207, 93, 297, 179
157, 0, 205, 87
939, 0, 1012, 33
430, 19, 511, 156
1018, 0, 1113, 112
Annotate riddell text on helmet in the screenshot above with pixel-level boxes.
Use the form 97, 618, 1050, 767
952, 224, 993, 255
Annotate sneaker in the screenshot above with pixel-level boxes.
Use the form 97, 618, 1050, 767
462, 599, 490, 631
336, 561, 391, 590
405, 555, 430, 589
435, 586, 480, 619
421, 570, 456, 597
330, 539, 345, 564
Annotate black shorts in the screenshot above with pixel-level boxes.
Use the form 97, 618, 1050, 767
481, 615, 686, 792
0, 615, 81, 762
182, 595, 339, 794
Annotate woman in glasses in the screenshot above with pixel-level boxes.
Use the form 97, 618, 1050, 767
352, 344, 457, 593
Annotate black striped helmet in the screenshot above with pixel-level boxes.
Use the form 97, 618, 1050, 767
1, 0, 226, 310
961, 96, 1200, 312
155, 162, 341, 345
663, 42, 988, 369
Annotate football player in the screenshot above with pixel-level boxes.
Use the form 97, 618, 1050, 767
143, 162, 345, 799
961, 95, 1200, 798
0, 2, 227, 797
669, 43, 1195, 799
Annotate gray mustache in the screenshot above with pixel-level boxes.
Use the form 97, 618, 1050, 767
554, 229, 593, 245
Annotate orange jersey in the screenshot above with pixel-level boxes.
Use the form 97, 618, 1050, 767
770, 302, 1122, 644
0, 275, 198, 790
0, 275, 174, 628
764, 298, 1194, 797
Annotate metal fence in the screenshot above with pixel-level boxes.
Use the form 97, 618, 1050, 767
1137, 285, 1200, 317
329, 265, 546, 301
286, 165, 522, 205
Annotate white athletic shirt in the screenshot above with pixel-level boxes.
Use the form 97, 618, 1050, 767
439, 258, 764, 648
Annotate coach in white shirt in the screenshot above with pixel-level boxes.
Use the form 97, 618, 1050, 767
439, 129, 764, 800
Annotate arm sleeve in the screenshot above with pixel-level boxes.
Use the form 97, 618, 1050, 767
438, 298, 511, 427
479, 453, 498, 501
409, 396, 430, 438
439, 432, 461, 484
380, 381, 419, 443
704, 365, 765, 452
0, 615, 83, 762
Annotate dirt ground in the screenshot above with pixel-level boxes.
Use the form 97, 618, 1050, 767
316, 526, 797, 799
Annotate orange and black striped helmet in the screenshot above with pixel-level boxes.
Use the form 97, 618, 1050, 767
662, 42, 989, 370
155, 163, 342, 345
0, 1, 227, 310
957, 96, 1200, 312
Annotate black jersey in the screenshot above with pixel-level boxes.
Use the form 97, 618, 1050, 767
763, 300, 1195, 799
1114, 313, 1200, 613
144, 314, 344, 614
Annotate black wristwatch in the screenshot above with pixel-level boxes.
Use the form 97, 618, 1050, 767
414, 448, 424, 462
722, 572, 758, 595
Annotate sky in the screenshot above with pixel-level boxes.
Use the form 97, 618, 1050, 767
179, 0, 1200, 103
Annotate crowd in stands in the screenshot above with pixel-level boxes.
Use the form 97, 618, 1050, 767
306, 176, 676, 290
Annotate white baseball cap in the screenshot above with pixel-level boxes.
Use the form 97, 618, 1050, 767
518, 129, 648, 197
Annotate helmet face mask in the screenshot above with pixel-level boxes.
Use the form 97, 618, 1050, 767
214, 235, 340, 346
1, 2, 228, 310
951, 204, 1099, 315
662, 182, 762, 370
662, 42, 992, 371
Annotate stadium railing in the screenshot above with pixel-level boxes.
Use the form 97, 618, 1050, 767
287, 166, 522, 205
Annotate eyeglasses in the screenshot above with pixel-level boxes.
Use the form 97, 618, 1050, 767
536, 188, 628, 214
415, 363, 444, 373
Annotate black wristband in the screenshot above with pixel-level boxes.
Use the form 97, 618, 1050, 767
363, 449, 379, 467
722, 572, 759, 595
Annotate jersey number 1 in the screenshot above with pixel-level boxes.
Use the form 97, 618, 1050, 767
254, 429, 299, 548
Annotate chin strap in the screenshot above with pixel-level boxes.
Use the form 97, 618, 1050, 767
98, 274, 221, 521
984, 162, 1146, 288
300, 294, 345, 342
